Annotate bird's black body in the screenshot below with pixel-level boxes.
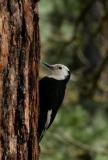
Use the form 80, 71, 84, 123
38, 75, 70, 140
37, 63, 70, 141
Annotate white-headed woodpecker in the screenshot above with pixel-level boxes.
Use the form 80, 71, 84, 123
38, 63, 70, 141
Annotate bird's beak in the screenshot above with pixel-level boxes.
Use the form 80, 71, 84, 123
43, 62, 54, 70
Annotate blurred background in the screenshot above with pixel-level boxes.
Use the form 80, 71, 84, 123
39, 0, 108, 160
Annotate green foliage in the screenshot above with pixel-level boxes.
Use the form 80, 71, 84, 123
39, 0, 108, 159
40, 102, 108, 160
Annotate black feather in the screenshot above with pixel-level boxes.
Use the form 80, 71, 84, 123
37, 76, 69, 140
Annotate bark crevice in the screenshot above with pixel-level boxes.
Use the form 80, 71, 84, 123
0, 1, 40, 159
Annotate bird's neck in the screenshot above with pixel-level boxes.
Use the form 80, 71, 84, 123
47, 74, 70, 84
47, 74, 68, 81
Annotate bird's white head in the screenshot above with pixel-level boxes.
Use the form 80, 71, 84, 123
43, 62, 70, 80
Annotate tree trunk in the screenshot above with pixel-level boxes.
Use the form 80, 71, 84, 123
0, 0, 40, 159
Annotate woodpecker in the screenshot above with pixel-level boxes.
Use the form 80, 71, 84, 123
38, 63, 70, 141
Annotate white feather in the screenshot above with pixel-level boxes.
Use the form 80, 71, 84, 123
48, 64, 69, 80
45, 110, 52, 129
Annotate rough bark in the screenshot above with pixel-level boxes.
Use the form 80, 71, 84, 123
0, 0, 40, 159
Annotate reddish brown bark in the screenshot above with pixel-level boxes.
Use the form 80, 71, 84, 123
0, 0, 40, 159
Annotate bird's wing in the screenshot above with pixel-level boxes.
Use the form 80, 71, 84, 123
38, 77, 65, 140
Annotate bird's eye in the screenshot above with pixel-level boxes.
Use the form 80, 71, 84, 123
58, 66, 62, 69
